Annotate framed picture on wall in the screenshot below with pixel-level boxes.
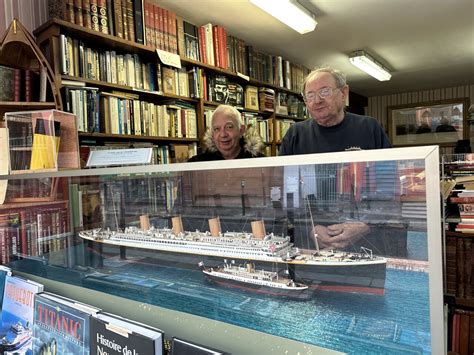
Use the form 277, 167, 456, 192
387, 98, 470, 147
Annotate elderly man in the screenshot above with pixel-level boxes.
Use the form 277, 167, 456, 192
189, 104, 264, 161
280, 67, 391, 154
280, 67, 392, 250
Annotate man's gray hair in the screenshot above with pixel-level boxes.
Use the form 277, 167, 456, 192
302, 66, 347, 93
211, 104, 244, 127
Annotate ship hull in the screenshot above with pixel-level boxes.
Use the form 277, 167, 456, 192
203, 273, 313, 300
96, 242, 386, 295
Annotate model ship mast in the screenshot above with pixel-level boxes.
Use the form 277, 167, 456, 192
306, 197, 320, 252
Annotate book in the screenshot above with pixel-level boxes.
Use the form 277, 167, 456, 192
133, 0, 145, 44
162, 67, 176, 95
0, 275, 43, 354
210, 75, 228, 104
0, 266, 11, 310
0, 65, 15, 101
90, 312, 163, 355
33, 292, 101, 354
451, 196, 474, 203
244, 85, 259, 110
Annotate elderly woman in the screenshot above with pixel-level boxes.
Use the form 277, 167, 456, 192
188, 104, 265, 161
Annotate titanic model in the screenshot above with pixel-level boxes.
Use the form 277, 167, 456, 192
79, 215, 387, 295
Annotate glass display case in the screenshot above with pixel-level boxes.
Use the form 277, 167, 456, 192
0, 146, 444, 354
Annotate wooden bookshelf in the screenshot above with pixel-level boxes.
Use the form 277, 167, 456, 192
33, 17, 309, 158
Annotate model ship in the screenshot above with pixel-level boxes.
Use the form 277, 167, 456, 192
79, 216, 387, 295
199, 260, 310, 299
0, 321, 32, 352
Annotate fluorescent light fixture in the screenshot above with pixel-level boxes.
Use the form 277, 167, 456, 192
249, 0, 317, 34
349, 50, 392, 81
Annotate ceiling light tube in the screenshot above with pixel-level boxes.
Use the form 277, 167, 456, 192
249, 0, 317, 34
349, 50, 392, 81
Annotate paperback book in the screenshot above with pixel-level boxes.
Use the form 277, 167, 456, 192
0, 275, 43, 355
90, 312, 164, 355
33, 292, 100, 355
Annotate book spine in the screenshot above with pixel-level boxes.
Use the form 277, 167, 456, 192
106, 0, 115, 36
176, 16, 185, 56
98, 0, 109, 34
121, 0, 128, 40
82, 0, 92, 29
74, 0, 84, 27
13, 69, 21, 102
133, 0, 144, 44
212, 25, 220, 68
157, 6, 164, 50
113, 0, 124, 38
126, 0, 135, 42
25, 69, 32, 102
198, 26, 207, 64
90, 0, 100, 31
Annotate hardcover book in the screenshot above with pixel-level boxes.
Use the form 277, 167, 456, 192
0, 65, 15, 101
33, 292, 100, 355
210, 75, 228, 104
0, 266, 11, 310
227, 82, 243, 108
0, 275, 43, 354
90, 312, 164, 355
244, 85, 259, 110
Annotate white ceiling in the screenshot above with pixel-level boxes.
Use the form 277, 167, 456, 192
159, 0, 474, 97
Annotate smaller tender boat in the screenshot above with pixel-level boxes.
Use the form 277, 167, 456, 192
199, 260, 311, 299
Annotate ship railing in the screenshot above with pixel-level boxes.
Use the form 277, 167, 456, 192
359, 246, 373, 259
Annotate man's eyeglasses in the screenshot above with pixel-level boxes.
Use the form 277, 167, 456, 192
303, 86, 342, 103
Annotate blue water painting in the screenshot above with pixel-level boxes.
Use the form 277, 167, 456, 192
84, 259, 431, 354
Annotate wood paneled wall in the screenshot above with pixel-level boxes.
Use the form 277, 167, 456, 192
0, 0, 48, 35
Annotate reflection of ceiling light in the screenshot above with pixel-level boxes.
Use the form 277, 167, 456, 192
349, 50, 392, 81
249, 0, 317, 34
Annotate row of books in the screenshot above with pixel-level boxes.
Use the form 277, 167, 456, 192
55, 12, 308, 92
64, 86, 198, 138
179, 20, 309, 91
445, 234, 473, 300
0, 267, 227, 354
0, 65, 45, 102
450, 309, 474, 354
59, 33, 308, 119
60, 34, 158, 90
0, 202, 68, 264
60, 34, 305, 115
51, 0, 145, 45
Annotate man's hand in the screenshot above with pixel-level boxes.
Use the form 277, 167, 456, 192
312, 222, 370, 249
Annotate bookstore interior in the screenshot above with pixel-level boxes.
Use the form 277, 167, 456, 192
0, 1, 473, 354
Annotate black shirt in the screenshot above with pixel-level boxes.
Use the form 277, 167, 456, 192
279, 112, 391, 155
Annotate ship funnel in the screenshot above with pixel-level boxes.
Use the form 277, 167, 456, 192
251, 220, 266, 239
140, 215, 150, 230
208, 217, 221, 237
246, 262, 254, 273
172, 216, 184, 234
